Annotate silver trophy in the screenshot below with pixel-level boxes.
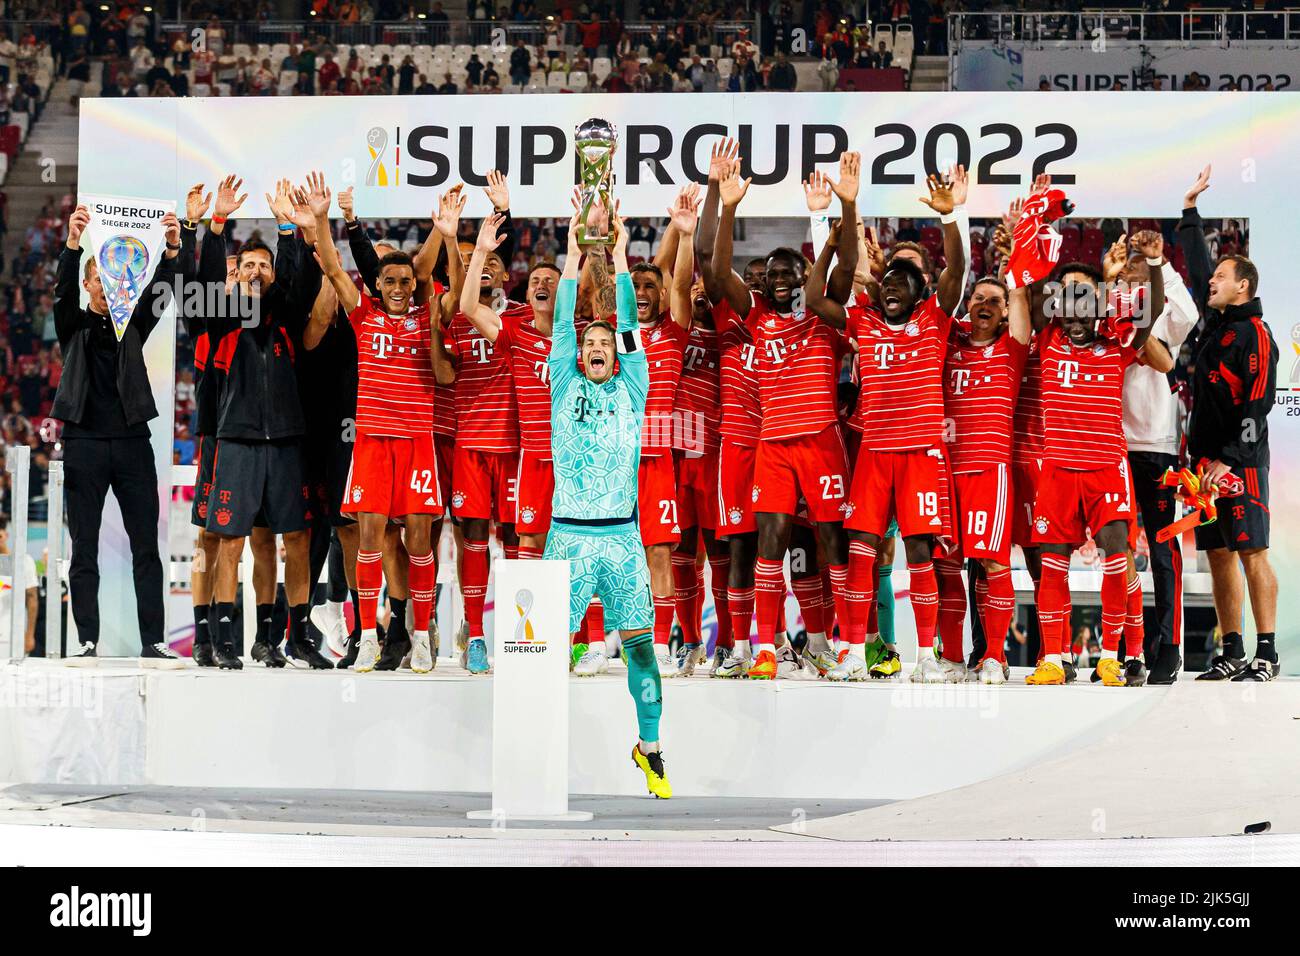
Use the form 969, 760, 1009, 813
575, 118, 617, 246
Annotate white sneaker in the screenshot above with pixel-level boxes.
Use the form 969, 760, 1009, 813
977, 658, 1006, 684
675, 643, 700, 677
455, 620, 470, 669
938, 658, 970, 683
310, 601, 349, 657
410, 632, 434, 674
775, 641, 804, 675
355, 632, 382, 673
827, 653, 868, 682
910, 654, 946, 683
574, 648, 609, 676
802, 646, 839, 677
656, 646, 677, 678
712, 650, 750, 678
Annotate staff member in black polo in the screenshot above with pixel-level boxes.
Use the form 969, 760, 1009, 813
53, 203, 183, 666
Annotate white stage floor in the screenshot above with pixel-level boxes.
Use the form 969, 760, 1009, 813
2, 659, 1296, 849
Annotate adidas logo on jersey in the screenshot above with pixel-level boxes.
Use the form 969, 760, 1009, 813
424, 497, 437, 506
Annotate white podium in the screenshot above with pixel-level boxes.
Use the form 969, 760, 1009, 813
466, 559, 593, 822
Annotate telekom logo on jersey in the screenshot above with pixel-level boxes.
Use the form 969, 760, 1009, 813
949, 367, 974, 395
871, 342, 896, 369
372, 332, 396, 359
1056, 360, 1082, 387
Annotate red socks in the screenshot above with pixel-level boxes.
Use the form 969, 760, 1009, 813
728, 586, 755, 646
671, 553, 702, 645
518, 545, 543, 560
1099, 553, 1127, 654
845, 539, 876, 648
1038, 553, 1071, 657
820, 566, 838, 640
1124, 573, 1144, 658
462, 539, 489, 639
409, 550, 435, 634
982, 567, 1015, 664
356, 549, 383, 631
935, 558, 966, 663
908, 560, 939, 650
652, 594, 675, 646
754, 557, 784, 647
709, 556, 732, 648
791, 574, 825, 635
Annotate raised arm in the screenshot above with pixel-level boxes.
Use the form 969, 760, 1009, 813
665, 184, 700, 329
548, 213, 582, 395
805, 225, 848, 330
483, 169, 517, 268
1008, 283, 1031, 345
824, 150, 861, 304
919, 167, 968, 316
611, 216, 648, 409
459, 212, 509, 343
55, 205, 92, 344
697, 137, 737, 305
652, 213, 680, 291
312, 183, 359, 316
713, 161, 755, 318
804, 168, 834, 257
339, 185, 382, 297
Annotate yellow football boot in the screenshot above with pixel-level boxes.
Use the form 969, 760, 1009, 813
748, 649, 778, 680
869, 647, 902, 679
631, 745, 672, 799
1025, 659, 1066, 685
1094, 657, 1126, 686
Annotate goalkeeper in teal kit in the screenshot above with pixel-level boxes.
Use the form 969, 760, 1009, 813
546, 212, 671, 799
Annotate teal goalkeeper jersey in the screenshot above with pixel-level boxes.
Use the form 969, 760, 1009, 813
548, 271, 647, 522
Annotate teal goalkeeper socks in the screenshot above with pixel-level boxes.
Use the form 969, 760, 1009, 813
623, 633, 662, 742
879, 567, 896, 644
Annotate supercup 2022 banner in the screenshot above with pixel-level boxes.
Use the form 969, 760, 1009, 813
80, 91, 1300, 665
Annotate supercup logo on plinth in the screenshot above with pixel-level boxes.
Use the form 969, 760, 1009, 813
503, 588, 547, 654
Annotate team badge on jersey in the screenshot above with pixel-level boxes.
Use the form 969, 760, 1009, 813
451, 490, 466, 509
842, 501, 855, 518
905, 322, 920, 336
751, 486, 760, 503
404, 317, 417, 331
520, 507, 536, 525
351, 485, 363, 503
1034, 516, 1049, 534
728, 507, 743, 525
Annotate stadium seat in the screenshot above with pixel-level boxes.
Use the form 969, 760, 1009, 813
453, 44, 474, 62
271, 43, 289, 59
530, 69, 547, 87
547, 70, 568, 89
352, 44, 372, 64
592, 57, 612, 83
393, 44, 413, 59
233, 43, 252, 59
193, 82, 212, 97
474, 44, 495, 62
628, 240, 652, 261
893, 23, 914, 66
568, 70, 589, 91
433, 44, 453, 60
873, 24, 894, 54
373, 44, 394, 62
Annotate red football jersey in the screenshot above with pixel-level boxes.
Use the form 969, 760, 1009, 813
849, 293, 954, 452
640, 315, 689, 457
674, 322, 721, 453
943, 330, 1028, 473
448, 302, 529, 453
347, 299, 438, 438
497, 316, 553, 456
751, 294, 844, 442
1038, 325, 1139, 470
1012, 337, 1044, 462
717, 301, 761, 447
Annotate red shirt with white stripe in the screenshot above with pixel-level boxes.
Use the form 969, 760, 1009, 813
943, 329, 1028, 473
751, 294, 844, 442
348, 298, 438, 438
849, 293, 954, 451
448, 302, 529, 453
673, 322, 721, 453
1012, 338, 1044, 463
640, 314, 689, 457
717, 301, 761, 447
1038, 325, 1139, 470
497, 316, 552, 456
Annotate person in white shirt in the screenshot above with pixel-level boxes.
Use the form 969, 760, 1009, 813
0, 516, 38, 655
1120, 220, 1199, 683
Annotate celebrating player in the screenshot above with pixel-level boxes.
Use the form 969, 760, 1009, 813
313, 175, 462, 674
546, 212, 670, 798
712, 151, 861, 681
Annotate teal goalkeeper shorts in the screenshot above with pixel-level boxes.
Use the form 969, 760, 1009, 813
545, 519, 653, 634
